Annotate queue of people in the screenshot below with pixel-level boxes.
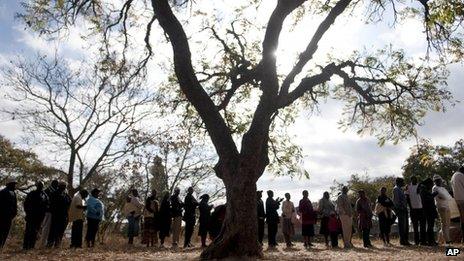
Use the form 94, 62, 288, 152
254, 166, 464, 249
1, 165, 464, 251
0, 178, 104, 250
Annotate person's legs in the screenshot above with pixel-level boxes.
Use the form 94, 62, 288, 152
127, 216, 134, 244
23, 219, 34, 250
38, 213, 52, 248
340, 215, 352, 247
410, 209, 420, 245
362, 229, 370, 247
171, 216, 181, 246
258, 219, 264, 245
86, 218, 99, 247
398, 211, 410, 245
426, 215, 436, 245
456, 200, 464, 243
54, 218, 67, 247
330, 232, 338, 247
183, 219, 195, 247
71, 220, 83, 248
0, 218, 12, 249
268, 222, 277, 246
438, 208, 450, 243
418, 209, 427, 245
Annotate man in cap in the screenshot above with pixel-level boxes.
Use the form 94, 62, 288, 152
433, 174, 453, 245
23, 181, 49, 250
0, 177, 17, 248
257, 190, 265, 245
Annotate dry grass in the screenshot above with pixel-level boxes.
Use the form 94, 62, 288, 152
1, 237, 462, 260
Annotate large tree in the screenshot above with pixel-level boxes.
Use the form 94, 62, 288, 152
18, 0, 462, 258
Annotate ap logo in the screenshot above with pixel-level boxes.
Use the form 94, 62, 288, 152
446, 248, 460, 256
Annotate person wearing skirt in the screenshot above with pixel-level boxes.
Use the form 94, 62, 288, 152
281, 193, 295, 247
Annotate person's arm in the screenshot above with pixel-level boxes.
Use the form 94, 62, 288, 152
405, 186, 412, 209
145, 198, 154, 213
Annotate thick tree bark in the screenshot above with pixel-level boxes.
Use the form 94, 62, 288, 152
201, 168, 262, 259
67, 151, 76, 194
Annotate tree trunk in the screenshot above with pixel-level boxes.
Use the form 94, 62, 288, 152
201, 170, 262, 259
67, 151, 76, 195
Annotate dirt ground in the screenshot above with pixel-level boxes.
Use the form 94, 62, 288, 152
1, 238, 462, 260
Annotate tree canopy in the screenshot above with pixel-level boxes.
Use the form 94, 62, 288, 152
14, 0, 464, 258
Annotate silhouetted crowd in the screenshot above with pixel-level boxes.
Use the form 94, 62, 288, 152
1, 165, 464, 251
257, 166, 464, 249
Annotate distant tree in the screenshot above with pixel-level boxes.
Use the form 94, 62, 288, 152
402, 139, 464, 183
125, 122, 225, 202
19, 0, 462, 257
331, 173, 397, 205
1, 55, 157, 193
0, 135, 61, 186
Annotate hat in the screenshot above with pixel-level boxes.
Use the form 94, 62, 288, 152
433, 174, 443, 181
257, 190, 263, 193
5, 177, 17, 184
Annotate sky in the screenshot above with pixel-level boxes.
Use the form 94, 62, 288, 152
0, 1, 463, 202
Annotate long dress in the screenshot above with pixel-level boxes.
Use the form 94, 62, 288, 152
158, 196, 171, 240
376, 195, 393, 236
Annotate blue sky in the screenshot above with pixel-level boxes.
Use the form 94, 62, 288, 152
1, 1, 463, 202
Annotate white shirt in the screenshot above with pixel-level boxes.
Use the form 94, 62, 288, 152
432, 185, 452, 209
281, 200, 294, 218
451, 171, 464, 201
68, 193, 85, 222
405, 184, 422, 209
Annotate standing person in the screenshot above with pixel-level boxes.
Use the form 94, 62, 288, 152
158, 191, 172, 248
68, 189, 88, 248
209, 204, 226, 240
142, 189, 159, 247
257, 190, 266, 245
125, 189, 143, 245
327, 211, 341, 248
420, 178, 438, 246
85, 188, 104, 248
198, 194, 213, 248
0, 178, 17, 249
406, 176, 426, 245
336, 186, 353, 248
298, 190, 316, 248
375, 187, 394, 246
38, 179, 58, 248
23, 181, 49, 250
433, 175, 452, 245
318, 191, 336, 247
281, 193, 295, 248
47, 181, 71, 248
265, 190, 282, 248
170, 187, 183, 248
183, 187, 198, 248
356, 190, 373, 248
450, 166, 464, 243
393, 177, 411, 246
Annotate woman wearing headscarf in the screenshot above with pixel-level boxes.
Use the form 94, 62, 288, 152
198, 194, 213, 247
158, 191, 171, 248
318, 191, 335, 247
142, 189, 159, 247
356, 190, 373, 248
375, 187, 394, 246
